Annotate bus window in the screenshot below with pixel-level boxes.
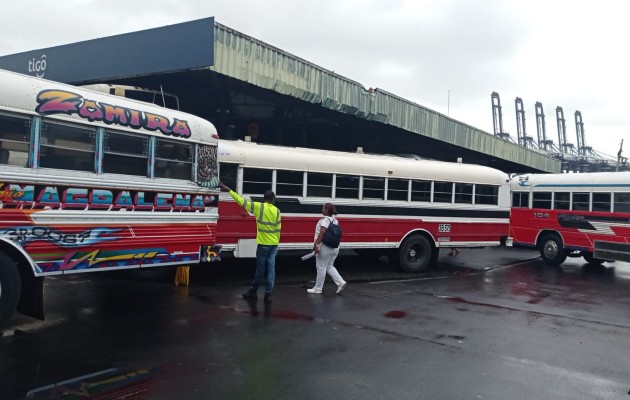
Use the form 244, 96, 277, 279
0, 114, 30, 167
433, 181, 453, 203
335, 174, 359, 199
387, 178, 409, 201
155, 138, 193, 180
103, 131, 149, 176
592, 192, 612, 212
411, 180, 431, 202
219, 162, 238, 190
455, 183, 473, 204
243, 167, 272, 194
307, 172, 332, 198
40, 121, 96, 172
363, 176, 384, 200
572, 192, 590, 211
554, 192, 570, 210
511, 191, 529, 208
477, 185, 500, 205
613, 193, 630, 213
276, 170, 304, 196
532, 192, 552, 209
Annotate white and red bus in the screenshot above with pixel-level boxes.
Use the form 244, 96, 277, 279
509, 172, 630, 265
217, 139, 511, 272
0, 69, 220, 323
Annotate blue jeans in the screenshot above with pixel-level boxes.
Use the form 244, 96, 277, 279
251, 245, 278, 294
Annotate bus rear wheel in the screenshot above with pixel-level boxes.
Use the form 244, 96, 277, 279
397, 235, 433, 273
539, 233, 567, 266
0, 252, 21, 325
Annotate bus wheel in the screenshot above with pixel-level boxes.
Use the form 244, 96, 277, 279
582, 252, 604, 265
0, 252, 21, 325
539, 234, 567, 266
398, 236, 433, 273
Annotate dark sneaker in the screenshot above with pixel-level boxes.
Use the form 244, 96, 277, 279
242, 290, 258, 300
264, 294, 272, 304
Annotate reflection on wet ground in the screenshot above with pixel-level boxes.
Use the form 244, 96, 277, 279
3, 247, 630, 399
27, 367, 158, 399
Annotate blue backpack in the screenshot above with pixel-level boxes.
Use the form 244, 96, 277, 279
322, 217, 342, 248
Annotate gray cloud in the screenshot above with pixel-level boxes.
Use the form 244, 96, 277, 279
0, 0, 626, 157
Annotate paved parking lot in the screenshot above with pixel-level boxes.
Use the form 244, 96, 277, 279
2, 247, 629, 399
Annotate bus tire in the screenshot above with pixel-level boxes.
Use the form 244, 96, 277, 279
0, 252, 21, 325
397, 235, 433, 273
539, 233, 567, 266
582, 252, 604, 265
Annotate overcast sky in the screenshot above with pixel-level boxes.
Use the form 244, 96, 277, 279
1, 0, 626, 159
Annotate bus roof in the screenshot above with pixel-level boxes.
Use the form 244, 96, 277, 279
511, 171, 630, 189
0, 69, 217, 145
219, 139, 509, 184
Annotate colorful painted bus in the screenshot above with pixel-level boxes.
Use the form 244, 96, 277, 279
509, 171, 630, 265
217, 139, 511, 273
0, 69, 220, 323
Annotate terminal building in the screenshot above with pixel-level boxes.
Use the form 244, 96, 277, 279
0, 17, 560, 174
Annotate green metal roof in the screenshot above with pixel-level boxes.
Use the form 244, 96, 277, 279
211, 22, 560, 173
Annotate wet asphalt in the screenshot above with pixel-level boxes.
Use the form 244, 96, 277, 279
1, 247, 630, 400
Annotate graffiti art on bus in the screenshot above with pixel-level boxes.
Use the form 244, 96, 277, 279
0, 226, 120, 247
36, 248, 199, 272
1, 182, 218, 211
35, 89, 192, 138
196, 145, 219, 187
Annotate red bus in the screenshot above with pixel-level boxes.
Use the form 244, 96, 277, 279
508, 172, 630, 265
217, 139, 511, 273
0, 69, 220, 323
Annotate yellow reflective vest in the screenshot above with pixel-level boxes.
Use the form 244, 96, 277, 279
229, 190, 281, 245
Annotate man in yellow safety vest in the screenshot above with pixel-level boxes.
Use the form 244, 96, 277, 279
219, 182, 281, 304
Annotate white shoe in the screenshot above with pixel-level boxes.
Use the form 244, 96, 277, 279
307, 288, 322, 294
336, 282, 347, 294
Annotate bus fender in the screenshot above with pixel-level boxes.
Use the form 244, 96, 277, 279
398, 229, 436, 248
0, 239, 45, 321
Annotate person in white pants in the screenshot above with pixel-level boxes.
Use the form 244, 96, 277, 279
307, 203, 347, 294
